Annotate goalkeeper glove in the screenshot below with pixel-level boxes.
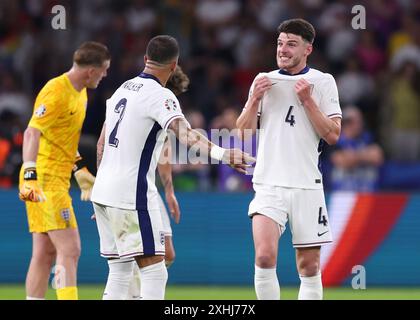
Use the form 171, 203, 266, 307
19, 162, 46, 202
73, 157, 95, 201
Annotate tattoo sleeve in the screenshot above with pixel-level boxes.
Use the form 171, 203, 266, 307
168, 118, 212, 154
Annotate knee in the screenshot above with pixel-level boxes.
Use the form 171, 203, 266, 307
32, 249, 56, 266
297, 259, 320, 277
59, 243, 81, 261
255, 254, 276, 268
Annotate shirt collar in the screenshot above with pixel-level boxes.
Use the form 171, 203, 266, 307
138, 72, 162, 86
278, 65, 310, 76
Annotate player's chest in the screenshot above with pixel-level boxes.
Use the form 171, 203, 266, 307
57, 95, 87, 129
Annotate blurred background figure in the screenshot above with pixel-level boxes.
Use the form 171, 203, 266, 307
171, 110, 211, 192
211, 107, 253, 192
329, 106, 384, 192
0, 110, 23, 188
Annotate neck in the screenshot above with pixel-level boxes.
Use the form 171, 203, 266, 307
66, 67, 86, 92
143, 66, 171, 87
283, 61, 308, 75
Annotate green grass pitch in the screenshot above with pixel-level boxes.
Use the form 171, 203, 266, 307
0, 285, 419, 300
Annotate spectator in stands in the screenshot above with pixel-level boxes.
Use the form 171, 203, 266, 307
330, 106, 384, 191
211, 107, 254, 191
385, 60, 420, 162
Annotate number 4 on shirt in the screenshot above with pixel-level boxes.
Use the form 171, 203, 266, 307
285, 105, 296, 126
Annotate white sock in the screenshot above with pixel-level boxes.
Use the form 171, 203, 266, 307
26, 296, 45, 300
139, 260, 168, 300
103, 258, 135, 300
127, 264, 141, 300
298, 273, 323, 300
254, 265, 280, 300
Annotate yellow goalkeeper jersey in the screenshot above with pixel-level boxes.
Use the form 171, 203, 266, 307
28, 73, 87, 180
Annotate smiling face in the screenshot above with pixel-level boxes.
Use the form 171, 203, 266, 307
276, 32, 312, 74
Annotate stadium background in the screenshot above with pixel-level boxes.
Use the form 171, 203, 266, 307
0, 0, 419, 299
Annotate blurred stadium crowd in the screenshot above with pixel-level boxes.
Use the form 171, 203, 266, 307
0, 0, 419, 192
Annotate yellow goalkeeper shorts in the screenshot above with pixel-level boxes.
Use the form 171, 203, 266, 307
20, 170, 77, 233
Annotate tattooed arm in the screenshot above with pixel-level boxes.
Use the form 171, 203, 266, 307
97, 123, 105, 169
168, 118, 255, 174
157, 137, 180, 223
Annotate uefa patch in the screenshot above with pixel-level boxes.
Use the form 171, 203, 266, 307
60, 208, 70, 222
160, 231, 165, 245
34, 104, 47, 117
164, 99, 177, 111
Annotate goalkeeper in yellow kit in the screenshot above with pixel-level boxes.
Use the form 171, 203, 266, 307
19, 42, 110, 300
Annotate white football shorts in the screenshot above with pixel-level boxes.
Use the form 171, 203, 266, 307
248, 183, 333, 247
93, 202, 165, 258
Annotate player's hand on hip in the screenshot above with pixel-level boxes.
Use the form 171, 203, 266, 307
166, 192, 181, 224
251, 76, 272, 101
19, 163, 46, 202
74, 167, 95, 201
295, 79, 313, 104
223, 148, 256, 174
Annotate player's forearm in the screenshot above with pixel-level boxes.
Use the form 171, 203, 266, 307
158, 162, 174, 195
22, 127, 41, 162
96, 123, 106, 168
236, 98, 259, 140
301, 97, 341, 145
169, 118, 213, 156
158, 138, 175, 194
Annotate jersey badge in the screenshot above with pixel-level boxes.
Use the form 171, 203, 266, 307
34, 104, 47, 117
165, 99, 177, 111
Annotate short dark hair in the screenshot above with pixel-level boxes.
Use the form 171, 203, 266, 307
277, 19, 316, 44
73, 41, 110, 67
146, 35, 179, 64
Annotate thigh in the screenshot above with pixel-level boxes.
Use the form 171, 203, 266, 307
252, 214, 281, 256
93, 202, 119, 258
107, 207, 165, 259
32, 232, 56, 258
48, 227, 81, 254
248, 184, 288, 232
289, 189, 332, 248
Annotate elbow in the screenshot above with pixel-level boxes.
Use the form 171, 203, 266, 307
23, 127, 40, 142
325, 132, 340, 146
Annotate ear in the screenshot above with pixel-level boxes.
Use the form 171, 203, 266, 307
306, 44, 313, 57
144, 56, 148, 64
87, 67, 95, 78
170, 60, 177, 73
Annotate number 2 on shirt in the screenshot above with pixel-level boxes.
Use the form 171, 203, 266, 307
109, 98, 127, 148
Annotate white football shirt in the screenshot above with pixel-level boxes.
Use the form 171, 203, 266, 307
91, 73, 186, 210
251, 67, 342, 189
